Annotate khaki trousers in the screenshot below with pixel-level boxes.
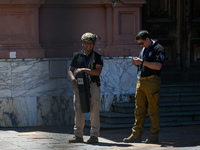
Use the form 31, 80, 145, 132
132, 75, 161, 138
73, 82, 101, 138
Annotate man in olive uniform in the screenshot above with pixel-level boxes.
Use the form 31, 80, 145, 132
68, 32, 103, 144
123, 30, 165, 144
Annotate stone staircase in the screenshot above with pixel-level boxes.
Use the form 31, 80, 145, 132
99, 83, 200, 129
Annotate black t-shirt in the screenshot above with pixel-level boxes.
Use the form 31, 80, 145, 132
138, 40, 165, 77
70, 49, 103, 80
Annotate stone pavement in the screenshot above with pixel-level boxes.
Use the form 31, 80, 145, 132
0, 125, 200, 150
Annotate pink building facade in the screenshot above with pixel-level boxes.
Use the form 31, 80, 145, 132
0, 0, 145, 58
0, 0, 146, 127
0, 0, 45, 58
40, 0, 146, 58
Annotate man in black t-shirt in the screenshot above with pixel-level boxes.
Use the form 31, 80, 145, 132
123, 30, 165, 144
68, 32, 103, 144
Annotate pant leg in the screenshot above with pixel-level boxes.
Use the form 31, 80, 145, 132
73, 87, 85, 138
145, 76, 161, 137
132, 80, 147, 138
89, 82, 101, 137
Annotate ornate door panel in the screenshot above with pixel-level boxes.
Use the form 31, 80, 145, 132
142, 0, 200, 83
187, 0, 200, 81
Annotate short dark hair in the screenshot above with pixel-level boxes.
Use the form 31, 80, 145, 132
136, 30, 151, 40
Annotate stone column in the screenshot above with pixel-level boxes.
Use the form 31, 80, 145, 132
0, 0, 45, 58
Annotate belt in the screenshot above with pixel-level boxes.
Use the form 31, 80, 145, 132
139, 75, 158, 80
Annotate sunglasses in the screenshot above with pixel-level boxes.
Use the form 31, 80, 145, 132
138, 42, 144, 45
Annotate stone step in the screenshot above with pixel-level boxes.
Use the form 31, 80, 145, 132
100, 111, 200, 124
160, 83, 200, 93
85, 120, 200, 129
160, 92, 200, 102
130, 92, 200, 103
99, 121, 200, 129
112, 102, 200, 114
95, 83, 200, 129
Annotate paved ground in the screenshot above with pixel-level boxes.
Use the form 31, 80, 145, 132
0, 125, 200, 150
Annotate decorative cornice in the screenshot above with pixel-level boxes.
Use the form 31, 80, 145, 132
40, 0, 146, 5
0, 0, 146, 5
0, 0, 45, 4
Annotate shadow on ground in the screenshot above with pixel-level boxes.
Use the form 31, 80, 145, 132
1, 125, 200, 148
99, 125, 200, 148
